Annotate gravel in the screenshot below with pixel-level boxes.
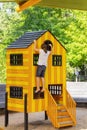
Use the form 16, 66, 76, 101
0, 107, 87, 130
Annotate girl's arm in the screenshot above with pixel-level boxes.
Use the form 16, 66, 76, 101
34, 40, 40, 53
49, 44, 53, 54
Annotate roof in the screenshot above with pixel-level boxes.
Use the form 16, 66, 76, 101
7, 30, 47, 49
7, 30, 66, 50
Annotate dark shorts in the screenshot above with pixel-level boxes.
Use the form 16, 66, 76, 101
36, 65, 46, 77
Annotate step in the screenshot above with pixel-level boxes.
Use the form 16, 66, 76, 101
59, 121, 73, 128
58, 109, 66, 112
58, 116, 71, 122
57, 104, 65, 110
58, 111, 68, 116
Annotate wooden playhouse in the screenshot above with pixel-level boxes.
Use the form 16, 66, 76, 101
5, 30, 76, 129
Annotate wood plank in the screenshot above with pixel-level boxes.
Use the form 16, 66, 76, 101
7, 77, 30, 82
7, 69, 30, 74
58, 116, 71, 122
16, 0, 41, 12
38, 0, 87, 11
59, 121, 73, 127
7, 81, 29, 86
57, 104, 65, 110
7, 66, 29, 70
58, 111, 68, 116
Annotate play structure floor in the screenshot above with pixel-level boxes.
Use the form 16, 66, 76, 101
0, 107, 87, 130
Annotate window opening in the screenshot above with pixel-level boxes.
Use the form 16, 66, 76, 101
10, 86, 23, 99
10, 54, 23, 66
52, 55, 62, 66
48, 84, 62, 95
33, 54, 39, 66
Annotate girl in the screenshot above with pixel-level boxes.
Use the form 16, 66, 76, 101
34, 40, 53, 93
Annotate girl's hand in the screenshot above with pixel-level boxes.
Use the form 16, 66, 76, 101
34, 40, 37, 44
34, 40, 39, 52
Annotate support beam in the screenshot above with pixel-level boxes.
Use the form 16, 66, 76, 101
5, 92, 9, 127
16, 0, 41, 12
24, 94, 28, 130
45, 111, 48, 120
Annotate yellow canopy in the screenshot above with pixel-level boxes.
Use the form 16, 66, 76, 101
38, 0, 87, 10
0, 0, 87, 12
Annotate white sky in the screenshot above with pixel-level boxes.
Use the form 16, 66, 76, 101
0, 3, 3, 9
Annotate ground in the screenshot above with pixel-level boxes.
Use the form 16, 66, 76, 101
0, 107, 87, 130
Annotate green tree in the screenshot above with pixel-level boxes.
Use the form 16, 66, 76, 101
0, 2, 24, 82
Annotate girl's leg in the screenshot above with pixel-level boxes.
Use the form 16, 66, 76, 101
41, 77, 45, 92
35, 77, 40, 92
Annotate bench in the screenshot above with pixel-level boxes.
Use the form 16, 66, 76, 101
0, 84, 6, 108
67, 82, 87, 106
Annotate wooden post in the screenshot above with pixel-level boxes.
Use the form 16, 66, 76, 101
5, 92, 9, 127
45, 111, 48, 120
24, 94, 28, 130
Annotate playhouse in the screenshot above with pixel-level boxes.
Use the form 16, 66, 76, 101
5, 30, 76, 129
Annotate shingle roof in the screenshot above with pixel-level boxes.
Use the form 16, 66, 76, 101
7, 30, 66, 50
7, 30, 47, 49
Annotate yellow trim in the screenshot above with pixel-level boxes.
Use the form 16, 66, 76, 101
7, 50, 29, 54
37, 0, 87, 11
7, 66, 29, 70
7, 74, 29, 78
66, 90, 76, 125
7, 59, 29, 62
16, 0, 41, 12
7, 81, 29, 85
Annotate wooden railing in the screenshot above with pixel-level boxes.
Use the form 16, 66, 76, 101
65, 90, 76, 125
47, 90, 58, 128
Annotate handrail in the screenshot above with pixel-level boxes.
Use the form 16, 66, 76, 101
47, 89, 76, 127
65, 89, 76, 125
47, 90, 58, 128
47, 90, 58, 107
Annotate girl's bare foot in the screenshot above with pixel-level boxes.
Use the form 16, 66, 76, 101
35, 89, 40, 93
41, 88, 45, 92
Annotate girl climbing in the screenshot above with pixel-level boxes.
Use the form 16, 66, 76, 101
34, 39, 53, 93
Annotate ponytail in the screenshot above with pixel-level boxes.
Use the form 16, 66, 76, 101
41, 43, 47, 53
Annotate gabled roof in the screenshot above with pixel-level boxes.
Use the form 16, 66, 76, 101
7, 30, 47, 49
7, 30, 66, 50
